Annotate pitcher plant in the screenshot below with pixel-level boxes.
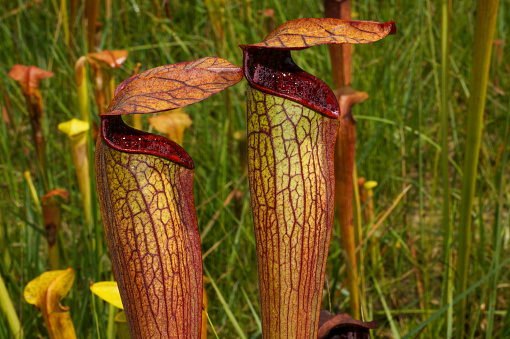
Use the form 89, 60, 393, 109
95, 17, 395, 338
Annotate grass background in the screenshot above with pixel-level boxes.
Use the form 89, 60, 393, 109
0, 0, 509, 337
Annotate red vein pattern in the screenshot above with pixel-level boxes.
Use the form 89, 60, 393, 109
240, 18, 396, 50
247, 86, 338, 338
95, 56, 241, 338
105, 57, 243, 116
96, 137, 202, 338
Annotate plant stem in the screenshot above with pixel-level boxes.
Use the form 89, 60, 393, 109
59, 120, 92, 227
60, 0, 69, 45
70, 0, 77, 43
75, 57, 91, 123
325, 0, 366, 319
106, 274, 116, 339
485, 99, 510, 339
439, 0, 453, 337
440, 0, 450, 265
0, 273, 22, 339
456, 1, 500, 337
0, 208, 11, 269
359, 179, 383, 281
352, 166, 366, 318
23, 171, 41, 212
334, 100, 359, 319
40, 195, 63, 270
331, 87, 370, 321
324, 0, 351, 88
86, 0, 100, 52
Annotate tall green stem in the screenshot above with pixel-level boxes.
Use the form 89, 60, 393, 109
60, 0, 69, 45
352, 166, 366, 318
439, 0, 453, 337
0, 273, 22, 339
456, 1, 500, 337
439, 0, 450, 252
485, 101, 510, 339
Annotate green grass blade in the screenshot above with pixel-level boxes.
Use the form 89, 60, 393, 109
456, 1, 501, 337
485, 98, 510, 339
204, 267, 247, 339
439, 1, 452, 336
372, 275, 401, 339
403, 258, 510, 339
241, 287, 261, 332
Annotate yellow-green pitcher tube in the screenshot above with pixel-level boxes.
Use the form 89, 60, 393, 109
246, 86, 338, 338
241, 18, 396, 337
58, 119, 92, 227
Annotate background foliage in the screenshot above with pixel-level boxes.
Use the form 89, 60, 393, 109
0, 0, 508, 337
